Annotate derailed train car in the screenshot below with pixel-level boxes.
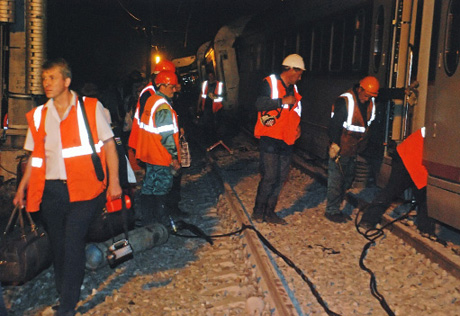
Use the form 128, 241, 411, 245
197, 0, 460, 232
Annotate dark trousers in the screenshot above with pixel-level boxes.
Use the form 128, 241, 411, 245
40, 180, 103, 315
254, 150, 292, 215
0, 283, 6, 316
326, 156, 356, 214
167, 172, 182, 211
360, 153, 434, 234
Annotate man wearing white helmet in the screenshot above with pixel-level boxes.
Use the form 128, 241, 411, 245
252, 54, 305, 224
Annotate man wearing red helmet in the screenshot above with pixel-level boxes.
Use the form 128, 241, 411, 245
326, 76, 379, 223
135, 70, 181, 227
128, 59, 176, 151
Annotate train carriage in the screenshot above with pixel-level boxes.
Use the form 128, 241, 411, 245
196, 0, 460, 232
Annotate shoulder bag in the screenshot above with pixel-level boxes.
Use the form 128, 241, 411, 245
0, 205, 52, 284
79, 96, 105, 181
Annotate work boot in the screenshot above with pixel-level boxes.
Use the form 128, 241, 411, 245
251, 202, 265, 223
170, 207, 190, 218
153, 194, 172, 227
263, 202, 287, 225
264, 212, 287, 225
134, 194, 155, 227
325, 212, 351, 224
251, 211, 264, 223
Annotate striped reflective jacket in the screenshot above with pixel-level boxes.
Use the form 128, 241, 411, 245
331, 89, 375, 156
200, 80, 224, 113
136, 94, 180, 166
254, 74, 302, 145
128, 83, 156, 149
25, 96, 106, 212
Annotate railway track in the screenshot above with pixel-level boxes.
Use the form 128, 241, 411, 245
4, 127, 460, 315
203, 131, 460, 316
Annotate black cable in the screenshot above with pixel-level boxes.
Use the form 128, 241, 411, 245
355, 202, 417, 316
0, 163, 16, 176
171, 221, 341, 316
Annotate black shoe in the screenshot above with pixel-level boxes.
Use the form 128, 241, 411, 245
325, 212, 351, 223
251, 212, 264, 223
170, 207, 190, 218
358, 219, 376, 231
264, 213, 287, 225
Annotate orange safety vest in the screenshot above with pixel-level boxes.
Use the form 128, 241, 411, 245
200, 80, 224, 113
135, 94, 180, 166
254, 74, 302, 145
128, 83, 156, 149
25, 96, 107, 212
397, 127, 427, 189
332, 89, 375, 157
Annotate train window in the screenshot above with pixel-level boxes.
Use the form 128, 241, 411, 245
310, 27, 321, 71
264, 40, 274, 73
321, 24, 331, 71
274, 36, 284, 70
330, 19, 345, 72
444, 0, 460, 76
310, 27, 322, 72
352, 10, 365, 71
249, 45, 256, 72
284, 32, 297, 56
256, 43, 262, 71
373, 5, 385, 73
299, 27, 311, 66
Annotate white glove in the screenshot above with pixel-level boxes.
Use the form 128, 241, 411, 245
329, 143, 340, 159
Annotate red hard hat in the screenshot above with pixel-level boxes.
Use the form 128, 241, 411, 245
359, 76, 380, 97
155, 71, 179, 85
153, 60, 176, 74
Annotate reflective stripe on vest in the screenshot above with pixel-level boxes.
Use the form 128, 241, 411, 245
268, 75, 279, 99
269, 74, 301, 117
214, 82, 224, 102
201, 81, 208, 98
201, 81, 224, 102
31, 157, 43, 168
339, 92, 375, 133
134, 84, 156, 123
62, 100, 103, 158
32, 105, 44, 131
30, 99, 104, 159
139, 98, 179, 134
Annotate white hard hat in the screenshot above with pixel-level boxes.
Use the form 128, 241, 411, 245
282, 54, 305, 70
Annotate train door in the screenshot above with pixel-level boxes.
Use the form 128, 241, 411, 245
370, 0, 394, 85
372, 0, 420, 142
369, 0, 396, 186
424, 0, 460, 230
371, 0, 421, 185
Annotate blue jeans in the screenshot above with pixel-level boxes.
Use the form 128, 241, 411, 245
254, 150, 292, 214
326, 156, 356, 214
41, 180, 104, 316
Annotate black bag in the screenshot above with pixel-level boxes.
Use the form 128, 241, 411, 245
86, 195, 135, 243
0, 205, 52, 285
113, 136, 136, 189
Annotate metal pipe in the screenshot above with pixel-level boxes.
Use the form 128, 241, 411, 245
25, 0, 46, 95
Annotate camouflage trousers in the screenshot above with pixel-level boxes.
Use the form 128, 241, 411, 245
141, 163, 174, 196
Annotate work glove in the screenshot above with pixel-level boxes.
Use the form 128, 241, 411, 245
329, 143, 340, 159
